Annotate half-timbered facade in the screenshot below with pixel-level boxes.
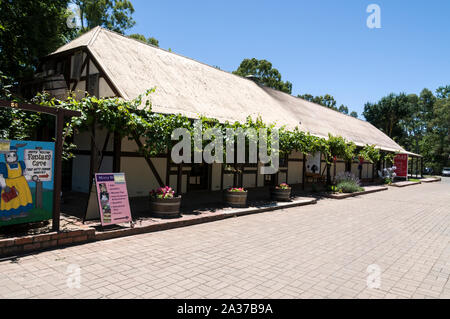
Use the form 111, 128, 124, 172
34, 27, 415, 197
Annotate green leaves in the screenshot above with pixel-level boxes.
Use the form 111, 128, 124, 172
73, 0, 135, 34
0, 0, 76, 81
233, 58, 292, 94
128, 33, 159, 47
298, 93, 358, 118
358, 145, 381, 163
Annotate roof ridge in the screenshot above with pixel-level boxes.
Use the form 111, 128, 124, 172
86, 26, 102, 46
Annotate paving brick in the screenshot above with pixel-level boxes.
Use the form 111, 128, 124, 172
0, 182, 449, 299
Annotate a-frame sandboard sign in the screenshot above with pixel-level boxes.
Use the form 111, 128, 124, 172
83, 173, 133, 227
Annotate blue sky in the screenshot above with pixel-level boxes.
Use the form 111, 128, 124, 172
127, 0, 450, 118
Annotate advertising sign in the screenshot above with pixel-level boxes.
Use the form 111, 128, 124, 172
0, 140, 55, 227
24, 148, 53, 182
94, 173, 132, 226
306, 152, 321, 174
394, 154, 408, 178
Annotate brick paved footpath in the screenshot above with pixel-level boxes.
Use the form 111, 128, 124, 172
0, 181, 449, 299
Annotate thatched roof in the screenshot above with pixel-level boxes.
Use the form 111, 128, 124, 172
50, 27, 413, 154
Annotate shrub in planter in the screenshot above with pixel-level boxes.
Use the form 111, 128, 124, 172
224, 187, 248, 208
334, 172, 364, 193
149, 186, 181, 218
335, 172, 361, 185
335, 181, 364, 193
271, 183, 292, 202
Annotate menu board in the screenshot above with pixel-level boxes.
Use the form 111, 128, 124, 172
95, 173, 132, 226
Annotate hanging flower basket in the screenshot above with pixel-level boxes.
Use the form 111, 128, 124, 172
224, 188, 248, 208
271, 183, 292, 202
149, 186, 181, 218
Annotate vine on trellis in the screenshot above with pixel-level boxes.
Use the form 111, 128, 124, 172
3, 88, 385, 165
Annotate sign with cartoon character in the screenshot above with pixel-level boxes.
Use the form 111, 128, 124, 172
305, 152, 321, 174
0, 140, 55, 227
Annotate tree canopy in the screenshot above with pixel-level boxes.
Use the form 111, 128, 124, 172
233, 58, 292, 94
363, 93, 409, 138
0, 0, 76, 81
72, 0, 135, 34
298, 93, 359, 118
128, 33, 159, 47
363, 87, 450, 172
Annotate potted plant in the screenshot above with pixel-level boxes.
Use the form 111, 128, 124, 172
224, 187, 248, 208
149, 186, 181, 218
271, 183, 292, 201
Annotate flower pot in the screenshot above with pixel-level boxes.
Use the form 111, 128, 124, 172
224, 190, 248, 208
271, 187, 292, 202
149, 196, 182, 218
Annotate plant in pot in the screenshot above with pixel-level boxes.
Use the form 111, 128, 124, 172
224, 187, 248, 208
271, 183, 292, 202
149, 186, 181, 218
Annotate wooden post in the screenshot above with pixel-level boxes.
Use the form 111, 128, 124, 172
416, 157, 419, 178
302, 154, 306, 190
372, 161, 376, 182
177, 163, 182, 196
166, 155, 170, 186
113, 131, 121, 172
88, 117, 97, 191
255, 163, 258, 188
52, 109, 64, 232
421, 157, 424, 178
220, 163, 224, 190
286, 156, 289, 184
333, 160, 336, 179
326, 164, 331, 185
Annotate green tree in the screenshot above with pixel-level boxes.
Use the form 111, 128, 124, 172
363, 93, 409, 138
298, 93, 337, 109
0, 0, 75, 81
350, 111, 358, 118
298, 93, 358, 117
363, 86, 449, 172
338, 104, 349, 114
419, 88, 436, 127
436, 85, 450, 99
233, 58, 292, 94
421, 86, 450, 172
129, 33, 159, 47
72, 0, 135, 34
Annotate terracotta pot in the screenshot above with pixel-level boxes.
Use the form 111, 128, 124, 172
224, 190, 248, 208
271, 187, 292, 202
149, 196, 182, 218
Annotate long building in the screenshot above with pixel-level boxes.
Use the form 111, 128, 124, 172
35, 27, 419, 197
